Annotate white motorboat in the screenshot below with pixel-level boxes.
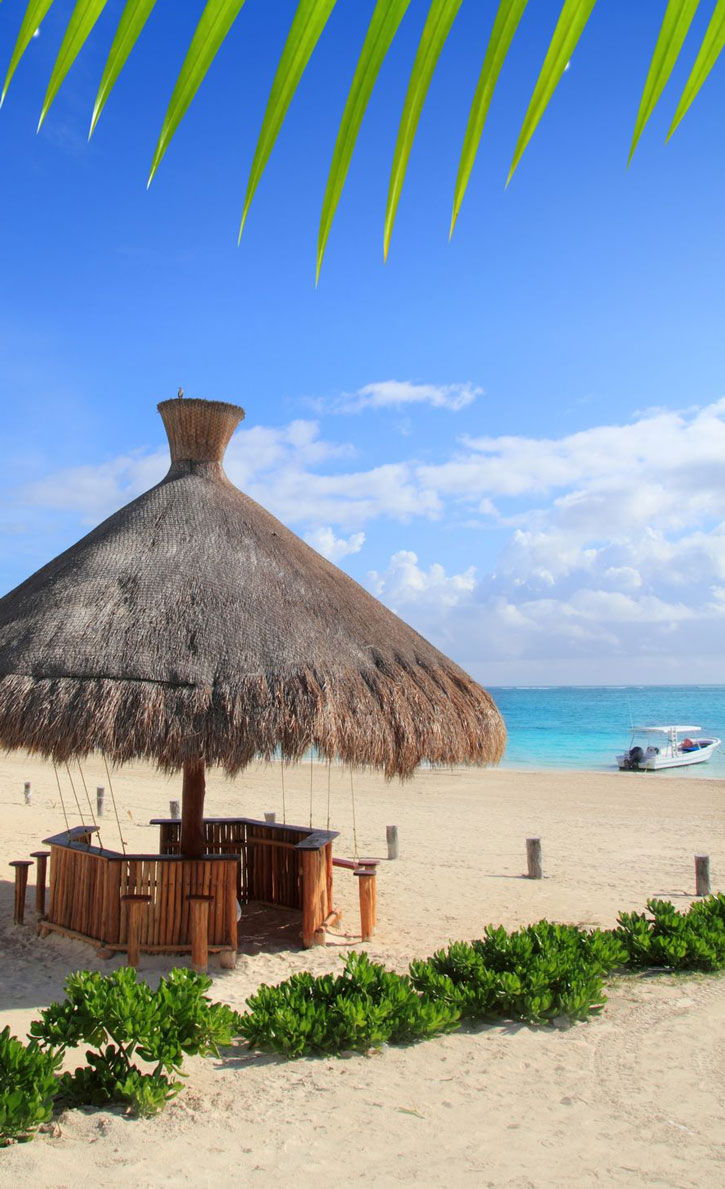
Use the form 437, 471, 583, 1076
617, 725, 721, 771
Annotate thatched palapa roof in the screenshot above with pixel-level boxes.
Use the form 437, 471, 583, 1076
0, 399, 505, 777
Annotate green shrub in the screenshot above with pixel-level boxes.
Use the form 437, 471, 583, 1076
613, 895, 725, 972
0, 1027, 62, 1145
410, 921, 627, 1024
238, 951, 460, 1057
29, 967, 242, 1116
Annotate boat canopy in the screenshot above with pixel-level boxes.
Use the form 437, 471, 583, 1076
631, 725, 702, 734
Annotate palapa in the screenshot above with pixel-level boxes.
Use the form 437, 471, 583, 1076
0, 398, 505, 854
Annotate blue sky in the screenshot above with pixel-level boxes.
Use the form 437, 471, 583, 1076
1, 0, 725, 684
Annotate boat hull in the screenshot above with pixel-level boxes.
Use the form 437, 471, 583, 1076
616, 741, 720, 771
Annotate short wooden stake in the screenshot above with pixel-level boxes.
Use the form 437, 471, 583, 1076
526, 837, 542, 880
264, 812, 276, 823
186, 894, 213, 972
31, 851, 50, 916
121, 894, 151, 968
96, 787, 105, 817
355, 869, 376, 941
386, 825, 399, 860
695, 854, 711, 897
170, 799, 180, 819
219, 948, 237, 970
10, 860, 32, 925
23, 781, 32, 805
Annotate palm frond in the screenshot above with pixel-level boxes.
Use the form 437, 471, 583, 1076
385, 0, 464, 261
451, 0, 529, 236
2, 0, 57, 107
240, 0, 339, 241
668, 0, 725, 138
317, 0, 411, 282
630, 0, 701, 162
90, 0, 159, 138
508, 0, 598, 185
38, 0, 109, 131
148, 0, 247, 185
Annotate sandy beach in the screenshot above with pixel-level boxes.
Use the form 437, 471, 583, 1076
1, 750, 724, 1187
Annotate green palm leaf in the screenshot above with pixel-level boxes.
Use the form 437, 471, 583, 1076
90, 0, 159, 138
384, 0, 464, 262
148, 0, 247, 186
240, 0, 338, 240
2, 0, 58, 107
451, 0, 528, 235
37, 0, 109, 131
507, 0, 597, 185
317, 0, 411, 282
629, 0, 701, 162
668, 0, 725, 138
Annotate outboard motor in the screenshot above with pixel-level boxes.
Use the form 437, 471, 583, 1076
625, 745, 646, 769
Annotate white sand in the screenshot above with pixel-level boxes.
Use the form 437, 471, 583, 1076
1, 750, 724, 1187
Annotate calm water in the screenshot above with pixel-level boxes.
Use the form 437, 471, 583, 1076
490, 686, 725, 779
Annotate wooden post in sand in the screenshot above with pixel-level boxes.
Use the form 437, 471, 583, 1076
355, 867, 376, 940
386, 825, 399, 860
23, 781, 32, 805
695, 854, 711, 896
96, 787, 105, 817
10, 860, 32, 924
526, 837, 542, 880
122, 894, 151, 968
187, 894, 213, 972
31, 851, 50, 916
264, 812, 276, 823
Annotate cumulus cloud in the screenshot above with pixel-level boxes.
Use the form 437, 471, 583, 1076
322, 379, 481, 414
304, 526, 365, 561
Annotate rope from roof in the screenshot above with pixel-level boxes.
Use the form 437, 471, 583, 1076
103, 753, 126, 854
52, 760, 72, 841
326, 759, 331, 831
349, 766, 358, 859
280, 759, 287, 825
309, 751, 313, 828
64, 762, 86, 829
76, 759, 104, 850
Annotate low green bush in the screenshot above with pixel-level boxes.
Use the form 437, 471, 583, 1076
30, 967, 242, 1116
0, 1027, 62, 1145
612, 894, 725, 972
238, 950, 460, 1057
410, 921, 627, 1024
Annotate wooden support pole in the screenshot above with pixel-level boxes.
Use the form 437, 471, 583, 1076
264, 812, 276, 823
355, 869, 376, 940
96, 787, 105, 817
695, 854, 711, 897
180, 760, 206, 858
386, 825, 399, 860
121, 894, 151, 968
186, 894, 213, 972
23, 781, 32, 805
325, 843, 333, 916
31, 851, 50, 916
526, 837, 542, 880
10, 860, 32, 925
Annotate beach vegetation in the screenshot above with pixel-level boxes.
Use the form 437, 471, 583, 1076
612, 894, 725, 972
0, 1027, 62, 1145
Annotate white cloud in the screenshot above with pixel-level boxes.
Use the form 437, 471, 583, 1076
304, 526, 365, 561
368, 551, 476, 614
323, 379, 481, 414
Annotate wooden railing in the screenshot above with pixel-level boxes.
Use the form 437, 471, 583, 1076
42, 828, 238, 958
151, 818, 338, 945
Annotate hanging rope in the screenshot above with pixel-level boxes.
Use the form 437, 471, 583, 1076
103, 753, 127, 854
280, 759, 287, 825
309, 750, 314, 828
64, 762, 86, 828
77, 759, 104, 849
52, 761, 72, 840
326, 759, 331, 831
349, 765, 359, 859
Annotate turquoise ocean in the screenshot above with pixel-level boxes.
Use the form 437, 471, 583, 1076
491, 686, 725, 779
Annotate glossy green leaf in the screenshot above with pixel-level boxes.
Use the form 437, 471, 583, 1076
629, 0, 701, 161
451, 0, 529, 235
384, 0, 464, 261
148, 0, 247, 185
317, 0, 411, 282
668, 0, 725, 138
90, 0, 159, 138
240, 0, 338, 240
2, 0, 58, 107
38, 0, 109, 131
508, 0, 597, 184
